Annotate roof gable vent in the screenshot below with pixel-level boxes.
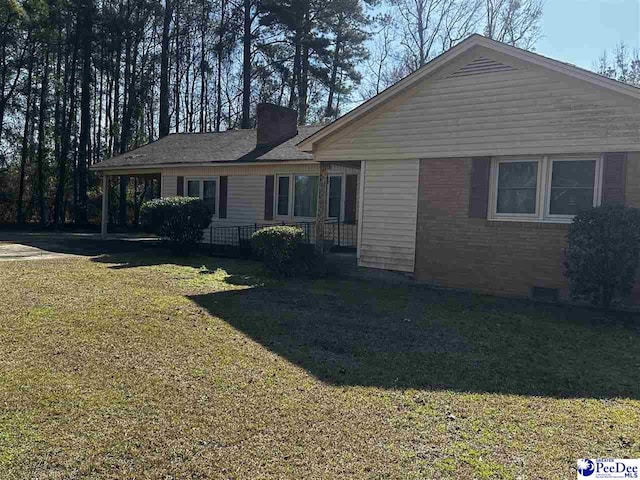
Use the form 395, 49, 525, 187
448, 56, 517, 78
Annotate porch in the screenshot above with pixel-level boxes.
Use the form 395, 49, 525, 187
98, 170, 162, 238
203, 218, 358, 258
94, 158, 364, 273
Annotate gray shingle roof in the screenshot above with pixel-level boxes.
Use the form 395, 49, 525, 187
92, 125, 324, 170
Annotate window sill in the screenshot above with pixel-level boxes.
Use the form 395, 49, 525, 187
274, 216, 317, 222
485, 217, 572, 229
488, 216, 573, 224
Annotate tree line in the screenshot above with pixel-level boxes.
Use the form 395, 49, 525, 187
0, 0, 549, 226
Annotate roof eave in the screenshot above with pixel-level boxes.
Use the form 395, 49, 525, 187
90, 159, 318, 172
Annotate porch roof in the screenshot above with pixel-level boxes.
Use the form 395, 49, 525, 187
91, 125, 324, 172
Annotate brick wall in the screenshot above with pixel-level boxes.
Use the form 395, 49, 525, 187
625, 153, 640, 303
415, 158, 569, 298
415, 155, 640, 300
625, 152, 640, 208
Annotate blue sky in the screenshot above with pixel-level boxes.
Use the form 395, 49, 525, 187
536, 0, 639, 69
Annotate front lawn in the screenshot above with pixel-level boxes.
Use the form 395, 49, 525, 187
1, 253, 639, 479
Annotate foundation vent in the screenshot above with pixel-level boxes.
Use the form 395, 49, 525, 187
529, 286, 560, 303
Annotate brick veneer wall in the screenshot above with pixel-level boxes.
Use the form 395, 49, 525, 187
415, 154, 640, 299
625, 152, 640, 303
415, 158, 568, 298
625, 152, 640, 208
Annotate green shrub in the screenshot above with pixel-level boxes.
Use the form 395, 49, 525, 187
565, 205, 640, 308
140, 197, 212, 253
251, 226, 318, 277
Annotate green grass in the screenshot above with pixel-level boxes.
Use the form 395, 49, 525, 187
1, 252, 639, 479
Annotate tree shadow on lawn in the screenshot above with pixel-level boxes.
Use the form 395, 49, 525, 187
91, 252, 263, 287
89, 250, 640, 399
190, 281, 640, 399
0, 231, 163, 257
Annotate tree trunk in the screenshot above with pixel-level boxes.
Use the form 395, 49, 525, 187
96, 45, 104, 162
120, 33, 132, 153
55, 30, 79, 225
215, 0, 226, 132
119, 29, 141, 227
75, 0, 93, 225
288, 30, 301, 109
199, 0, 207, 133
17, 55, 35, 225
325, 26, 342, 119
53, 31, 63, 211
159, 0, 172, 138
36, 48, 50, 224
175, 1, 181, 132
241, 0, 251, 129
0, 27, 7, 143
112, 37, 122, 155
298, 43, 309, 125
417, 1, 425, 67
25, 83, 38, 222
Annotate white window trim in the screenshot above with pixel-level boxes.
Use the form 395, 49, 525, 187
184, 176, 219, 217
274, 173, 348, 222
543, 155, 603, 222
488, 154, 604, 223
275, 174, 320, 221
489, 156, 543, 221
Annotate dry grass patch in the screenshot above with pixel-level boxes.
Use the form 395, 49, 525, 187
0, 253, 639, 479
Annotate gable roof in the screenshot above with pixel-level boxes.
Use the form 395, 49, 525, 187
91, 125, 324, 171
298, 34, 640, 152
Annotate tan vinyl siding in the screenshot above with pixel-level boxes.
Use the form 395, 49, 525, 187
201, 176, 265, 245
211, 176, 265, 226
359, 159, 419, 272
314, 48, 640, 162
162, 175, 178, 197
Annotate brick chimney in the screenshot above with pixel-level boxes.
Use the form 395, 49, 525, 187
256, 103, 298, 148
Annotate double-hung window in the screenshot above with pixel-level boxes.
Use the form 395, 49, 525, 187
275, 174, 344, 220
185, 177, 218, 215
489, 155, 602, 222
277, 174, 319, 219
547, 158, 598, 217
294, 175, 319, 217
495, 159, 539, 216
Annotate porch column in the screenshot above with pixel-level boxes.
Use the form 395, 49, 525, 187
101, 174, 109, 239
315, 163, 328, 253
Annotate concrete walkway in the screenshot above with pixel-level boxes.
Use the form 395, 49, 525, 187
0, 231, 160, 261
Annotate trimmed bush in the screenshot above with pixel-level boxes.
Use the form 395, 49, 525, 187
140, 197, 212, 253
251, 225, 317, 277
565, 205, 640, 308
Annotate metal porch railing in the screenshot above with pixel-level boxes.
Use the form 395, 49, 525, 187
205, 219, 357, 257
